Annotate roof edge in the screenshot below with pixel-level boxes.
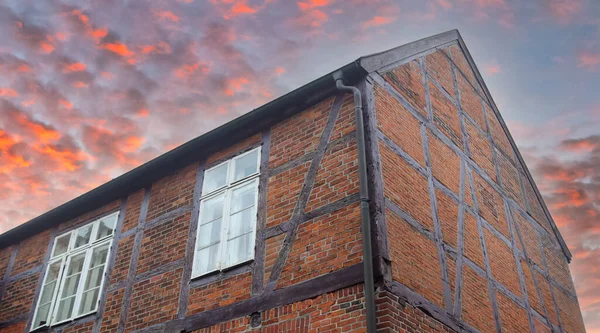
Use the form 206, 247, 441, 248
0, 61, 366, 248
359, 29, 459, 73
453, 31, 572, 261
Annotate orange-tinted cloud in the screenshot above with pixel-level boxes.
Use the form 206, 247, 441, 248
36, 144, 87, 171
101, 42, 134, 57
63, 62, 86, 73
578, 51, 600, 71
484, 61, 501, 75
155, 11, 180, 22
561, 136, 600, 152
141, 41, 172, 55
224, 77, 249, 96
175, 62, 210, 79
361, 15, 396, 29
0, 88, 18, 97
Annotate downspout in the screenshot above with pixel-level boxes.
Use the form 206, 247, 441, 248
333, 71, 377, 333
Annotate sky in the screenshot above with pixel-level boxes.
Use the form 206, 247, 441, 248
0, 0, 598, 330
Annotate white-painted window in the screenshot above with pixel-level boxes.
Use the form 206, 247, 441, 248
192, 147, 261, 278
31, 212, 119, 331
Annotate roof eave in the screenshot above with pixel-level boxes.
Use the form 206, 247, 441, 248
0, 61, 365, 248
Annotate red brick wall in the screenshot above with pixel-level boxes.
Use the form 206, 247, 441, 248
375, 42, 584, 332
0, 90, 363, 332
190, 284, 367, 333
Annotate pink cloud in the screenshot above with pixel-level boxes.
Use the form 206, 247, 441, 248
578, 51, 600, 71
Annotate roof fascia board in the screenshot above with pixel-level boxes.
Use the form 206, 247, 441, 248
359, 29, 459, 73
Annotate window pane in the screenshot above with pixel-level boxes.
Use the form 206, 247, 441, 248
78, 288, 100, 315
96, 215, 117, 240
34, 303, 51, 328
228, 208, 254, 239
195, 245, 219, 275
200, 195, 224, 224
40, 281, 56, 304
233, 150, 259, 182
84, 266, 104, 290
46, 261, 62, 282
230, 183, 256, 213
68, 253, 86, 276
203, 163, 228, 194
197, 219, 221, 248
55, 296, 75, 322
74, 225, 92, 249
52, 234, 70, 258
226, 233, 253, 266
62, 274, 81, 298
90, 244, 109, 268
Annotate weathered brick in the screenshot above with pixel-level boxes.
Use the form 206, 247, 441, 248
485, 103, 514, 161
554, 287, 586, 333
330, 94, 355, 142
462, 264, 495, 333
426, 50, 455, 97
380, 142, 433, 231
137, 212, 190, 275
264, 233, 286, 284
387, 210, 444, 308
536, 272, 559, 327
187, 271, 252, 315
449, 44, 480, 93
458, 73, 486, 131
0, 246, 14, 279
464, 212, 485, 269
266, 161, 309, 229
513, 210, 543, 268
474, 173, 509, 239
127, 268, 182, 331
122, 189, 145, 233
497, 291, 530, 333
376, 84, 425, 167
306, 138, 359, 213
436, 189, 458, 249
429, 81, 462, 148
544, 241, 576, 295
382, 60, 427, 117
485, 228, 522, 298
533, 317, 552, 333
99, 288, 124, 332
523, 179, 554, 234
62, 320, 94, 333
429, 132, 460, 195
278, 203, 362, 288
0, 273, 39, 322
466, 120, 496, 180
269, 96, 333, 169
11, 229, 50, 276
145, 163, 196, 221
497, 150, 525, 206
0, 321, 25, 333
111, 234, 134, 285
521, 260, 543, 317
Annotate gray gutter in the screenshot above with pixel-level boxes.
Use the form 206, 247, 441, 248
0, 61, 366, 248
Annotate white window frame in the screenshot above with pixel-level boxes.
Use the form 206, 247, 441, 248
192, 147, 261, 279
30, 212, 119, 331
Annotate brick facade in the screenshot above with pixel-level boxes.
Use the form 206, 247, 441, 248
0, 34, 584, 333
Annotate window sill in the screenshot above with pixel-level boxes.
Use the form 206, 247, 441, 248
30, 312, 97, 332
190, 260, 253, 288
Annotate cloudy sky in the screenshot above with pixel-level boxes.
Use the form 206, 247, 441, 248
0, 0, 599, 330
